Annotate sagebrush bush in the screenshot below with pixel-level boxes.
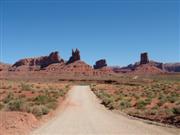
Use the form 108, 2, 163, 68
7, 99, 24, 111
167, 93, 179, 103
136, 100, 148, 109
21, 83, 32, 91
31, 105, 49, 117
119, 99, 131, 110
46, 101, 58, 109
3, 92, 14, 103
34, 95, 55, 105
172, 107, 180, 115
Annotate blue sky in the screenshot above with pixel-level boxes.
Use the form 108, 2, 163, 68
0, 0, 179, 66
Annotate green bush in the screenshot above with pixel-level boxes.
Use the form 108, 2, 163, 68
167, 93, 179, 103
158, 96, 168, 106
172, 107, 180, 115
58, 89, 67, 97
31, 105, 49, 117
21, 83, 32, 91
7, 99, 24, 111
136, 100, 148, 109
34, 95, 55, 105
3, 92, 14, 103
149, 109, 158, 115
101, 96, 114, 109
119, 99, 131, 110
96, 91, 115, 109
46, 102, 58, 110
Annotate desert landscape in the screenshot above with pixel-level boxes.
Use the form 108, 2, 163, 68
1, 0, 179, 134
0, 49, 180, 135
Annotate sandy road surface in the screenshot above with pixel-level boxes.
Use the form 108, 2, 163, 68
32, 86, 179, 135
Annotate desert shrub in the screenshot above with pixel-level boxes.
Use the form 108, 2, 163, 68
36, 85, 41, 89
50, 89, 67, 98
95, 90, 108, 99
96, 91, 115, 109
3, 92, 14, 103
144, 98, 152, 104
172, 107, 180, 115
48, 86, 54, 90
133, 94, 140, 100
50, 91, 59, 99
101, 96, 115, 109
176, 100, 180, 105
106, 101, 115, 110
46, 102, 58, 109
119, 99, 131, 110
152, 105, 159, 110
146, 91, 155, 99
65, 85, 70, 89
149, 109, 158, 115
34, 95, 55, 105
31, 105, 49, 117
167, 93, 179, 103
58, 89, 67, 97
21, 83, 32, 91
136, 100, 148, 109
117, 92, 126, 99
158, 96, 168, 106
7, 99, 24, 111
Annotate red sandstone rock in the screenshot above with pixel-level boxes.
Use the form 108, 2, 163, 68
66, 49, 80, 64
12, 51, 62, 69
94, 59, 107, 69
132, 64, 164, 74
140, 52, 149, 65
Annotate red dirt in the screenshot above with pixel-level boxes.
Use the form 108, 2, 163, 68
146, 98, 159, 109
0, 112, 37, 135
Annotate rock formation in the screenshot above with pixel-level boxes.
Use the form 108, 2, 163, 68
94, 59, 107, 69
131, 64, 164, 74
111, 66, 131, 73
164, 63, 180, 72
140, 52, 149, 65
66, 49, 80, 64
12, 51, 62, 69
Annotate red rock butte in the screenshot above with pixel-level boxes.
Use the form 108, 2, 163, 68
0, 50, 179, 76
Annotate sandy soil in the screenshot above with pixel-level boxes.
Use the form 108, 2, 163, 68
0, 112, 37, 135
32, 86, 180, 135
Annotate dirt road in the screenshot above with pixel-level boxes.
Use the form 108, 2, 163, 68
32, 86, 179, 135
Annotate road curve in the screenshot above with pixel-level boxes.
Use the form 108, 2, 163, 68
32, 86, 179, 135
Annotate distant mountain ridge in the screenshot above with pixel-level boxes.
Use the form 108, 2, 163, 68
111, 61, 180, 73
0, 50, 179, 74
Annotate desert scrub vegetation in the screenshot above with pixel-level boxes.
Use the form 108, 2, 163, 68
20, 82, 33, 91
0, 80, 70, 117
91, 78, 180, 127
30, 105, 49, 117
94, 90, 115, 110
